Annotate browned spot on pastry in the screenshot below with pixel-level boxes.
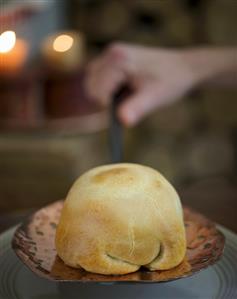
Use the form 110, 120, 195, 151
93, 168, 128, 183
155, 180, 162, 188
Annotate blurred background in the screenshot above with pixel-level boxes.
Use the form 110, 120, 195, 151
0, 0, 236, 231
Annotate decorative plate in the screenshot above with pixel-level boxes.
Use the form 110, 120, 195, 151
11, 200, 225, 283
1, 225, 237, 298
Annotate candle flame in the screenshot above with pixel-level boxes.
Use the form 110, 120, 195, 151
0, 31, 16, 53
53, 34, 74, 52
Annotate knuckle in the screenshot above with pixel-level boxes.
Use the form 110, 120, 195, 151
106, 42, 127, 62
107, 42, 123, 53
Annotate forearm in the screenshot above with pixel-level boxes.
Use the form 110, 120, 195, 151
185, 47, 237, 88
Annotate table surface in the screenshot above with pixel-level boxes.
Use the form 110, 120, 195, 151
0, 177, 236, 234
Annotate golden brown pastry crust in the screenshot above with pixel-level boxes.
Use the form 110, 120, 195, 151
55, 163, 186, 275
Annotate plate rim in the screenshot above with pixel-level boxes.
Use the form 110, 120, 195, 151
11, 200, 226, 284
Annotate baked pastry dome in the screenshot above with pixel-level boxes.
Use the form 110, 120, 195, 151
55, 163, 186, 275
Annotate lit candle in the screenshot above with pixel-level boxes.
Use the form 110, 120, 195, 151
0, 31, 28, 75
42, 31, 85, 72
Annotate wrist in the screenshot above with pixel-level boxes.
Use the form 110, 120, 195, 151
183, 47, 237, 86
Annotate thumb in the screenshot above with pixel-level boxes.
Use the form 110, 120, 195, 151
117, 87, 159, 127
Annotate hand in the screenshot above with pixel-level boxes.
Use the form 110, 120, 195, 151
86, 43, 199, 126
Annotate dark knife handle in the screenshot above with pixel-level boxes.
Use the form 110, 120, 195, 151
110, 85, 130, 163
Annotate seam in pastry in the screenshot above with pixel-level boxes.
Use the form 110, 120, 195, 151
146, 243, 164, 268
106, 253, 138, 266
129, 223, 135, 257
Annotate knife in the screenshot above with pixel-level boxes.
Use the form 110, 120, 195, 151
110, 85, 130, 163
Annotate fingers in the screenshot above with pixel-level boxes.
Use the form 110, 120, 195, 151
118, 83, 170, 127
117, 85, 157, 127
86, 43, 129, 106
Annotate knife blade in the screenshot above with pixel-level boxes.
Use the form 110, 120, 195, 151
110, 85, 130, 163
